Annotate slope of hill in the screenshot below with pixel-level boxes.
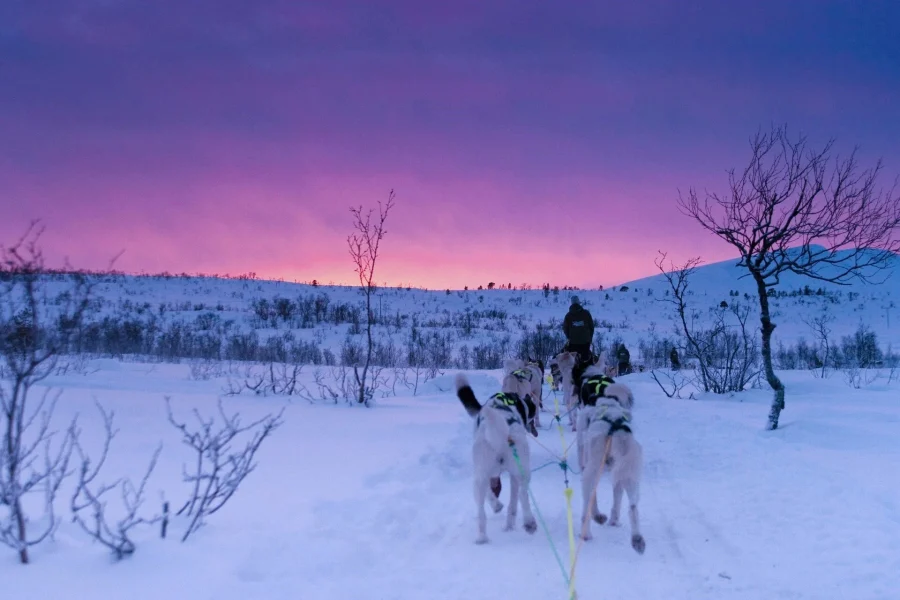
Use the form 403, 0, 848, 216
22, 245, 900, 376
616, 245, 900, 297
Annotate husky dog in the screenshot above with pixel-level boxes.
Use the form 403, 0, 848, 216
549, 357, 563, 392
555, 350, 607, 430
484, 360, 543, 501
455, 373, 538, 544
575, 368, 645, 554
502, 358, 544, 431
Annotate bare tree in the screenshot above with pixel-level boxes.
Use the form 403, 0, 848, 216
702, 302, 761, 392
165, 397, 284, 541
70, 402, 162, 560
297, 367, 355, 404
0, 223, 93, 563
802, 313, 835, 378
188, 358, 229, 381
653, 253, 710, 379
654, 252, 760, 394
678, 125, 900, 429
886, 345, 899, 384
649, 368, 694, 399
223, 362, 303, 397
347, 190, 396, 405
838, 324, 883, 389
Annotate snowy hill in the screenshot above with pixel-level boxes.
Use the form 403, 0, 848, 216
27, 245, 900, 373
618, 245, 900, 297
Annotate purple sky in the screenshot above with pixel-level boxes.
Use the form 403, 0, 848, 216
1, 0, 898, 288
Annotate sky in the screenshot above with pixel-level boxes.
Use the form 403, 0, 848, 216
1, 0, 898, 289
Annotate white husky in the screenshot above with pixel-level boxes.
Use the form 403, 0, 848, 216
502, 358, 544, 430
575, 368, 645, 554
455, 373, 538, 544
555, 350, 607, 430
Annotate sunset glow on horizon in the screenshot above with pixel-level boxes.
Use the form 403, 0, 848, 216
2, 1, 898, 289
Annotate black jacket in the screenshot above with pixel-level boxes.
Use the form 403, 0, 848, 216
563, 304, 594, 345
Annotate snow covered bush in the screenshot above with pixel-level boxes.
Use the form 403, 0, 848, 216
70, 403, 162, 560
165, 397, 284, 541
0, 224, 90, 564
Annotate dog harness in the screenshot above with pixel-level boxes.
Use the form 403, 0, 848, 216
476, 392, 534, 430
583, 404, 632, 436
580, 374, 615, 405
602, 416, 632, 435
511, 369, 533, 382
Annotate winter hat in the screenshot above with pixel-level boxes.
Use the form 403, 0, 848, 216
571, 295, 580, 305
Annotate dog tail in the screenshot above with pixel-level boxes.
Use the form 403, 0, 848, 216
455, 373, 483, 417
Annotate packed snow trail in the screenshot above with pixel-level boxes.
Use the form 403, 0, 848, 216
4, 364, 899, 600
281, 374, 900, 600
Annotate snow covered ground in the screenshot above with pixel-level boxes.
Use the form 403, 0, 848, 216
4, 359, 899, 600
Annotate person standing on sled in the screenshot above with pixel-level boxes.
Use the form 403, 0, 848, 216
563, 296, 595, 366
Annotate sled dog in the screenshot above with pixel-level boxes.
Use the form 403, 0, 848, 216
503, 358, 545, 429
575, 368, 645, 554
555, 350, 607, 430
455, 373, 538, 544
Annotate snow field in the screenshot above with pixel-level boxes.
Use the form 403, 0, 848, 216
4, 360, 899, 600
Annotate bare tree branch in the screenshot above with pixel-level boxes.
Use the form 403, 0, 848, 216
166, 396, 284, 542
0, 223, 93, 563
649, 368, 695, 400
70, 402, 162, 559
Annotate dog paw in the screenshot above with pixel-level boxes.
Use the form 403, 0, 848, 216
475, 535, 489, 545
607, 518, 619, 527
593, 513, 608, 525
492, 501, 504, 514
631, 534, 646, 554
580, 531, 593, 541
523, 519, 537, 534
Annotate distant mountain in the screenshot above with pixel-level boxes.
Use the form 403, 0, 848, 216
614, 245, 900, 296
